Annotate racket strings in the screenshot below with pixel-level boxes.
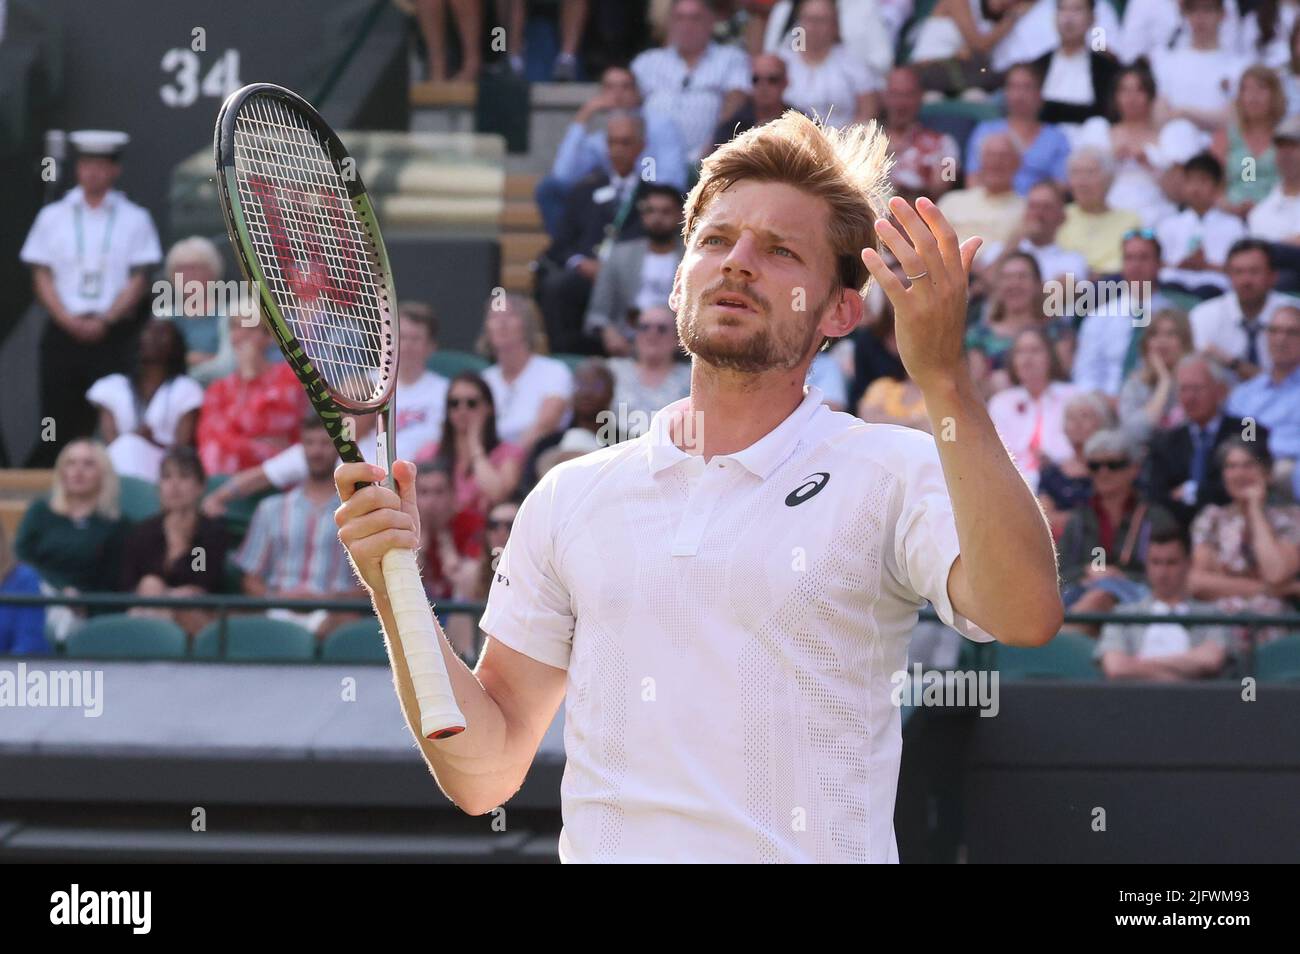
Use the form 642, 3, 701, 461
232, 95, 389, 405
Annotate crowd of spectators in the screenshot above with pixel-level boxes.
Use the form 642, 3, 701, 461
6, 0, 1300, 680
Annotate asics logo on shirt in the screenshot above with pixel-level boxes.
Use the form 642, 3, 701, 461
785, 472, 830, 506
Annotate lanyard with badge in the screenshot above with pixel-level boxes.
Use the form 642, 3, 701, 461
596, 179, 640, 262
74, 199, 117, 303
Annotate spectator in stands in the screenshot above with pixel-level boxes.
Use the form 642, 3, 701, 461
415, 0, 482, 83
1118, 308, 1194, 443
1060, 428, 1166, 616
236, 415, 361, 637
807, 348, 850, 411
584, 184, 686, 356
537, 112, 653, 353
937, 133, 1027, 253
157, 236, 236, 385
1144, 355, 1266, 526
199, 303, 445, 516
773, 0, 880, 129
120, 447, 227, 636
854, 303, 930, 432
1189, 437, 1300, 639
761, 0, 896, 79
478, 294, 574, 451
880, 65, 960, 206
908, 0, 1034, 96
1150, 0, 1250, 134
633, 0, 752, 163
1212, 65, 1287, 218
608, 305, 692, 436
1247, 113, 1300, 243
86, 319, 203, 483
990, 0, 1122, 76
979, 180, 1089, 285
1191, 239, 1297, 377
415, 458, 475, 604
1281, 19, 1300, 113
1056, 147, 1143, 276
1033, 0, 1121, 126
526, 359, 615, 484
1119, 0, 1241, 65
15, 439, 124, 606
988, 326, 1078, 490
712, 53, 796, 153
965, 252, 1047, 394
537, 65, 688, 235
965, 63, 1071, 197
1038, 390, 1115, 538
445, 497, 520, 662
20, 130, 163, 466
1072, 230, 1171, 396
1157, 152, 1248, 298
419, 372, 526, 555
1074, 62, 1204, 229
1224, 305, 1300, 484
196, 310, 304, 477
0, 523, 46, 655
1096, 521, 1231, 681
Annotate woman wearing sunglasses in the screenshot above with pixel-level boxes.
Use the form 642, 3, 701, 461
1058, 428, 1172, 624
416, 372, 523, 560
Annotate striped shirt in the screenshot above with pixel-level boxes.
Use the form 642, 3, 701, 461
632, 42, 751, 161
236, 486, 355, 594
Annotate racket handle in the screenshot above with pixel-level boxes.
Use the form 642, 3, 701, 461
381, 547, 467, 740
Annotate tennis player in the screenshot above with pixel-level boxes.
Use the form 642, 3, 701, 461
335, 111, 1063, 863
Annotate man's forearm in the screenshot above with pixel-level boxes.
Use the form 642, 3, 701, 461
368, 587, 522, 814
925, 376, 1063, 644
33, 269, 72, 326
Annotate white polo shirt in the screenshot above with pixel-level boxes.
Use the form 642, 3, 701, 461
1189, 290, 1300, 374
20, 186, 162, 316
480, 384, 989, 863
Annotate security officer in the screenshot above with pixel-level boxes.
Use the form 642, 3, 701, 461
20, 130, 162, 465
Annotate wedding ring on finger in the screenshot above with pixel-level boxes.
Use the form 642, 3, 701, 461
905, 270, 928, 281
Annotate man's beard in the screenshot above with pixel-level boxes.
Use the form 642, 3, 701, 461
646, 225, 678, 244
677, 278, 831, 374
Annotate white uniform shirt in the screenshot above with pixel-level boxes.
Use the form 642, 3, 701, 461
1189, 290, 1300, 374
85, 373, 204, 482
1247, 186, 1300, 243
1155, 207, 1247, 294
480, 385, 989, 863
632, 42, 751, 162
20, 187, 162, 315
483, 355, 575, 446
393, 370, 450, 458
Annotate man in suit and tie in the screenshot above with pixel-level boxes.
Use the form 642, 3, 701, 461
582, 183, 686, 357
1144, 355, 1271, 528
536, 111, 651, 354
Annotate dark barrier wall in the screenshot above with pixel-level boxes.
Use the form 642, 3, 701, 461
923, 682, 1300, 863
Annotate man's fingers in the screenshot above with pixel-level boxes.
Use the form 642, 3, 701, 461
862, 247, 907, 302
958, 236, 984, 277
335, 461, 386, 503
391, 459, 419, 512
874, 219, 925, 280
916, 196, 962, 272
337, 506, 417, 549
888, 196, 944, 279
335, 483, 404, 528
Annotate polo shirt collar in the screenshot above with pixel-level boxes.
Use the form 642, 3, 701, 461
645, 384, 827, 479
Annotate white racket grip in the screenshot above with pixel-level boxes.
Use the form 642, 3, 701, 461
380, 547, 466, 739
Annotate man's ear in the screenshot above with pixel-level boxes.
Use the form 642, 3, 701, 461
669, 264, 683, 313
819, 287, 862, 341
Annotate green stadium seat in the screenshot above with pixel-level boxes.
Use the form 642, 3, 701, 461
994, 631, 1101, 681
193, 616, 317, 661
1256, 635, 1300, 682
321, 618, 389, 663
118, 476, 160, 522
427, 350, 489, 379
66, 615, 188, 659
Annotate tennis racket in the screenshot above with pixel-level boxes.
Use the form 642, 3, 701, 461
214, 82, 465, 739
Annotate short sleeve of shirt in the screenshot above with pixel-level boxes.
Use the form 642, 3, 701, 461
85, 374, 132, 429
478, 470, 575, 670
261, 443, 308, 489
1094, 622, 1132, 659
1190, 506, 1217, 550
19, 206, 57, 266
721, 45, 752, 93
126, 207, 163, 268
890, 433, 993, 643
540, 356, 576, 400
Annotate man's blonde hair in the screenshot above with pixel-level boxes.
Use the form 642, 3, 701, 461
683, 111, 893, 349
